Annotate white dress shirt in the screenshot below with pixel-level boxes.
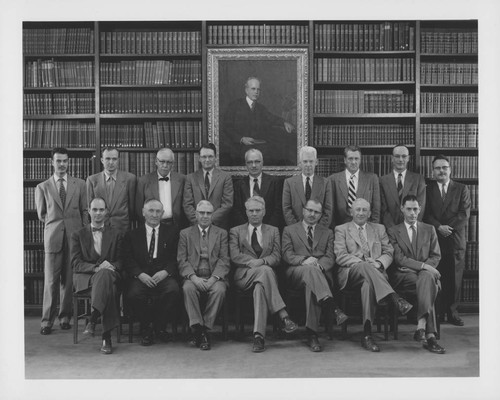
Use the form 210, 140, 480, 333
345, 169, 359, 191
157, 171, 173, 219
145, 223, 159, 258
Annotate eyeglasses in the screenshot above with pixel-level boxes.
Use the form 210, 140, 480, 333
157, 159, 173, 165
304, 208, 322, 215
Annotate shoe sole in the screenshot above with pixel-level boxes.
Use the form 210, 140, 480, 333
252, 347, 265, 353
200, 345, 211, 350
100, 350, 112, 354
423, 344, 446, 354
283, 325, 298, 334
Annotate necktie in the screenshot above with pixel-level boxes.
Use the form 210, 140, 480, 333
201, 229, 207, 239
307, 226, 313, 249
204, 171, 210, 198
159, 176, 169, 182
58, 178, 66, 206
91, 226, 104, 232
441, 183, 447, 202
358, 226, 370, 258
305, 177, 312, 202
106, 176, 115, 205
397, 173, 403, 202
251, 227, 262, 258
348, 174, 356, 209
253, 178, 260, 196
410, 224, 417, 255
148, 228, 156, 261
250, 101, 255, 111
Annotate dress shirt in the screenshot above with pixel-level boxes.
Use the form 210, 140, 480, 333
198, 225, 210, 237
356, 223, 368, 242
247, 223, 263, 246
301, 220, 316, 237
302, 174, 314, 192
437, 181, 449, 196
249, 174, 262, 197
403, 221, 425, 270
91, 223, 104, 256
393, 169, 407, 186
203, 169, 213, 185
157, 171, 173, 219
145, 223, 159, 259
345, 169, 359, 192
245, 96, 254, 109
53, 173, 67, 191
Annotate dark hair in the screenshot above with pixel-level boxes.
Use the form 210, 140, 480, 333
343, 145, 361, 157
401, 194, 419, 206
392, 144, 410, 154
432, 154, 450, 167
199, 143, 217, 156
102, 146, 119, 156
51, 147, 68, 159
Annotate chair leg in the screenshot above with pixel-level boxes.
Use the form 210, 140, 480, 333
393, 306, 398, 340
73, 296, 78, 344
128, 318, 133, 343
383, 305, 389, 341
222, 300, 228, 341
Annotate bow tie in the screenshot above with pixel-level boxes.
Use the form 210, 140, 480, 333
159, 177, 169, 182
92, 226, 104, 232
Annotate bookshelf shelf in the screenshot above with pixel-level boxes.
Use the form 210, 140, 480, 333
100, 113, 203, 119
24, 87, 96, 91
101, 84, 202, 89
100, 53, 201, 58
24, 114, 96, 120
315, 81, 416, 86
23, 53, 95, 58
314, 51, 416, 56
420, 113, 478, 119
23, 148, 96, 152
420, 147, 478, 151
313, 113, 416, 118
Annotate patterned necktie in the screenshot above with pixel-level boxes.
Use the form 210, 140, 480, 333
253, 178, 260, 196
148, 228, 156, 261
251, 227, 262, 258
410, 224, 417, 255
307, 226, 313, 249
358, 226, 370, 258
305, 177, 312, 202
91, 226, 104, 232
348, 174, 356, 209
204, 171, 210, 198
202, 229, 207, 239
441, 183, 447, 202
397, 173, 403, 202
250, 101, 255, 111
106, 176, 115, 205
58, 178, 66, 206
159, 176, 169, 182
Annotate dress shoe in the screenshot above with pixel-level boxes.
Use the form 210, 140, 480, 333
156, 330, 172, 343
307, 334, 322, 352
189, 333, 201, 347
40, 327, 52, 335
100, 338, 112, 355
281, 316, 298, 334
413, 328, 426, 344
448, 315, 465, 326
83, 322, 96, 336
396, 298, 413, 316
252, 335, 265, 353
423, 337, 446, 354
199, 332, 211, 350
361, 335, 380, 352
141, 330, 154, 346
60, 322, 71, 330
334, 308, 348, 325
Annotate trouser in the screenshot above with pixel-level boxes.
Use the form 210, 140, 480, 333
438, 250, 465, 317
89, 269, 120, 333
182, 280, 227, 330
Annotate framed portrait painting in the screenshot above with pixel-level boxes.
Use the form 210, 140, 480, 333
207, 47, 309, 174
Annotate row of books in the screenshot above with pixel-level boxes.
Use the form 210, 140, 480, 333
100, 31, 201, 55
465, 242, 479, 271
23, 28, 95, 54
317, 154, 396, 177
23, 157, 94, 180
24, 60, 94, 88
420, 93, 478, 114
467, 215, 478, 242
314, 90, 414, 114
101, 120, 202, 148
420, 124, 478, 148
315, 57, 414, 83
312, 124, 414, 147
119, 151, 200, 176
24, 280, 44, 305
24, 250, 45, 274
100, 60, 202, 86
420, 63, 478, 85
24, 220, 44, 243
314, 22, 415, 52
100, 90, 202, 114
207, 24, 309, 45
420, 30, 478, 54
419, 155, 478, 179
23, 120, 96, 148
466, 185, 478, 210
24, 93, 94, 115
460, 278, 478, 303
24, 187, 36, 210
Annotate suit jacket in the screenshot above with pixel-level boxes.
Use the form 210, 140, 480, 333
70, 225, 122, 292
35, 175, 88, 253
135, 170, 187, 228
282, 222, 335, 274
86, 170, 137, 233
423, 180, 471, 252
183, 168, 234, 229
177, 225, 230, 281
282, 174, 332, 227
122, 224, 179, 279
232, 173, 283, 228
329, 170, 381, 228
387, 222, 441, 272
334, 221, 394, 290
380, 170, 426, 228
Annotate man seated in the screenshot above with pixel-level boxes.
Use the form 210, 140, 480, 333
282, 199, 348, 353
229, 196, 298, 352
122, 199, 181, 346
177, 200, 230, 350
71, 197, 122, 355
334, 198, 413, 352
388, 195, 445, 354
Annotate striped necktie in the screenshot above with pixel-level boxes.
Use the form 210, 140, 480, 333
358, 226, 370, 258
397, 173, 403, 202
348, 174, 356, 208
58, 178, 66, 207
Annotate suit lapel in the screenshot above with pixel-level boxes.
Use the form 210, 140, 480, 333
260, 174, 270, 198
338, 173, 349, 201
292, 175, 306, 205
83, 226, 99, 260
348, 222, 364, 249
65, 176, 76, 210
196, 169, 207, 199
295, 223, 310, 250
311, 176, 322, 199
101, 228, 112, 260
357, 171, 367, 197
312, 225, 322, 250
208, 169, 220, 198
398, 224, 414, 256
109, 171, 126, 211
170, 173, 180, 204
208, 226, 217, 258
387, 173, 400, 204
442, 180, 456, 210
241, 224, 256, 256
49, 177, 64, 210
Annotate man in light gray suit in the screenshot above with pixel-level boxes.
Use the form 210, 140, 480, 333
86, 147, 136, 233
229, 196, 297, 352
35, 147, 88, 335
329, 145, 380, 229
282, 146, 332, 228
380, 144, 426, 228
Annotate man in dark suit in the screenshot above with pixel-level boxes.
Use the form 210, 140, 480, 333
388, 195, 445, 354
178, 200, 230, 351
282, 199, 347, 353
183, 143, 233, 230
135, 147, 187, 229
220, 76, 296, 166
424, 154, 471, 326
334, 198, 413, 352
35, 147, 88, 335
282, 146, 332, 228
329, 145, 380, 229
380, 144, 426, 228
71, 197, 122, 354
86, 147, 136, 233
229, 196, 297, 352
232, 149, 283, 229
122, 199, 181, 346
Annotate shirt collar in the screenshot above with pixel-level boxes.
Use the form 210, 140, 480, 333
404, 221, 417, 231
198, 225, 210, 234
53, 173, 67, 183
393, 169, 407, 180
437, 180, 450, 189
104, 171, 117, 181
354, 222, 367, 230
250, 173, 262, 181
302, 220, 316, 232
302, 173, 314, 182
345, 169, 359, 180
246, 96, 254, 108
157, 171, 171, 180
145, 223, 159, 233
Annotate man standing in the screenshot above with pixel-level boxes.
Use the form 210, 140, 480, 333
86, 147, 136, 233
334, 198, 412, 352
35, 147, 88, 335
135, 147, 187, 229
388, 195, 445, 354
424, 155, 471, 326
380, 144, 426, 228
282, 146, 332, 228
122, 199, 180, 346
282, 200, 348, 353
178, 200, 230, 351
71, 197, 122, 354
232, 149, 283, 229
229, 196, 297, 352
329, 145, 380, 229
183, 143, 233, 230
